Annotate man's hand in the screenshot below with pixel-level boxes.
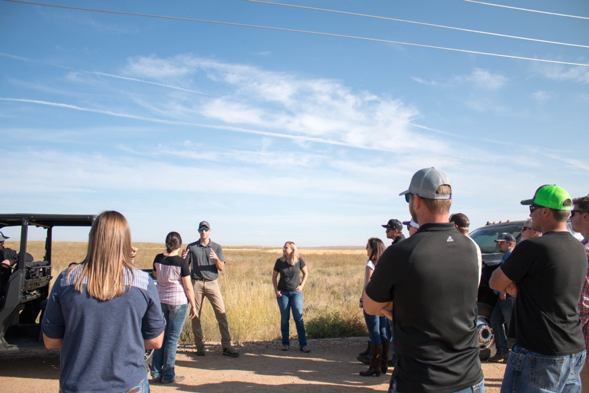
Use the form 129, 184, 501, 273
1, 260, 11, 268
182, 248, 189, 259
209, 248, 218, 261
381, 302, 393, 321
506, 282, 518, 298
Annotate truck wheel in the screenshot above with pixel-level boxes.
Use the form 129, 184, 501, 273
476, 302, 496, 361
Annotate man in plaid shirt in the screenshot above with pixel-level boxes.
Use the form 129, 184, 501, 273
571, 195, 589, 389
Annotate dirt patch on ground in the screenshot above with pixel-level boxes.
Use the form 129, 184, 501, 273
0, 337, 505, 392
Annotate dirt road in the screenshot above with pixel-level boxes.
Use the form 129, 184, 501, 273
0, 337, 506, 392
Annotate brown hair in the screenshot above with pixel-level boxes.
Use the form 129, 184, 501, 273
449, 212, 470, 235
67, 211, 134, 301
573, 196, 589, 213
421, 185, 452, 214
367, 237, 386, 265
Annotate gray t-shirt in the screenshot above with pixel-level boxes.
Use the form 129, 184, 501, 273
186, 239, 225, 281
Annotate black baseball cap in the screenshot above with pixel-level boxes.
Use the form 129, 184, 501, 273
494, 232, 516, 243
382, 219, 403, 231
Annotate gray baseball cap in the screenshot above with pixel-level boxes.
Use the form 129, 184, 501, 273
198, 221, 210, 229
399, 167, 452, 200
0, 231, 9, 242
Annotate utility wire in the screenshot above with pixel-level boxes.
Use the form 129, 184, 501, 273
464, 0, 589, 21
247, 0, 589, 49
5, 0, 589, 68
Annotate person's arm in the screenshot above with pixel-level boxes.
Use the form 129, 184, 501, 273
42, 334, 63, 349
144, 331, 164, 349
490, 267, 517, 297
363, 293, 393, 319
209, 247, 225, 272
359, 265, 374, 308
296, 266, 308, 292
182, 275, 198, 319
272, 270, 282, 297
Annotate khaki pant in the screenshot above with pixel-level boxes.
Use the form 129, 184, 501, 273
191, 279, 232, 348
582, 357, 589, 393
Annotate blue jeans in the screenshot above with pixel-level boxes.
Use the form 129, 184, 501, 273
363, 310, 390, 345
150, 303, 188, 384
500, 344, 586, 393
276, 290, 307, 348
389, 377, 485, 393
491, 297, 515, 356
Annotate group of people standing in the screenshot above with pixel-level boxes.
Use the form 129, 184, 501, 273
38, 167, 589, 393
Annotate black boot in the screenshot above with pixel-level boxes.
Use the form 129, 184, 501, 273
381, 341, 390, 374
358, 340, 371, 357
360, 344, 382, 377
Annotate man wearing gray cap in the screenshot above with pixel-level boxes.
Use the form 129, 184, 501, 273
364, 168, 483, 392
382, 219, 405, 246
488, 233, 516, 363
184, 221, 239, 357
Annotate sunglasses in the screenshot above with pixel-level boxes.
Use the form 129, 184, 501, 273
521, 226, 531, 231
571, 210, 585, 217
529, 204, 544, 213
496, 241, 505, 245
404, 193, 413, 203
198, 227, 210, 232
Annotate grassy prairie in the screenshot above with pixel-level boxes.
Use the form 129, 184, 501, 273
7, 241, 369, 344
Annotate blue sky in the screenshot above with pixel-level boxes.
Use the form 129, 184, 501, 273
1, 0, 588, 246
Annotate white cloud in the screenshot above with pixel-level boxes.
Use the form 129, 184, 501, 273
457, 68, 508, 91
532, 90, 551, 102
533, 64, 589, 84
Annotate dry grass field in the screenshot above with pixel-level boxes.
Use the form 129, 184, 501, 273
5, 241, 369, 344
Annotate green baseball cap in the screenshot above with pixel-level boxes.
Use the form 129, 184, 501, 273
520, 185, 572, 210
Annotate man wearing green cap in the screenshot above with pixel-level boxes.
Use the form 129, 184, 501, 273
490, 185, 587, 392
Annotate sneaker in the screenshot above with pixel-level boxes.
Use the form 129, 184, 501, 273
487, 353, 509, 363
300, 346, 311, 353
161, 376, 185, 384
281, 345, 289, 351
196, 345, 205, 356
223, 346, 240, 358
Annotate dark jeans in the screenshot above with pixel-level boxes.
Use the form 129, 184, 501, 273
276, 290, 307, 348
491, 297, 514, 356
363, 310, 390, 345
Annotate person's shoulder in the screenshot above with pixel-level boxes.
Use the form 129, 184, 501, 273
187, 240, 200, 248
128, 268, 153, 291
209, 240, 223, 249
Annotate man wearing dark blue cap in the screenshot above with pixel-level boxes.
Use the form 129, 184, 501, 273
364, 168, 483, 392
490, 185, 587, 392
184, 221, 239, 358
382, 219, 405, 246
488, 232, 516, 363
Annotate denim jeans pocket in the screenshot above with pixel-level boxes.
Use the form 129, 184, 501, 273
529, 354, 565, 390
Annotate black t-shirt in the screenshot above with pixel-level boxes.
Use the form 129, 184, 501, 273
392, 233, 406, 246
152, 254, 190, 277
501, 231, 586, 356
273, 257, 306, 292
366, 223, 483, 393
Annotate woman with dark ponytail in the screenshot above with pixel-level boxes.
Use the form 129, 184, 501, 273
150, 232, 197, 384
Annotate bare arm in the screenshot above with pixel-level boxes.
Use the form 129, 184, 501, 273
43, 333, 63, 349
209, 248, 224, 272
144, 331, 164, 350
359, 266, 374, 308
296, 266, 308, 292
182, 275, 197, 319
490, 267, 518, 297
363, 292, 393, 320
272, 270, 282, 297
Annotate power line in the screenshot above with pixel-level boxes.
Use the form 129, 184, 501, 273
247, 0, 589, 50
5, 0, 589, 68
464, 0, 589, 21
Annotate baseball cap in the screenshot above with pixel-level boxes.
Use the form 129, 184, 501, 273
0, 231, 9, 242
382, 219, 403, 231
402, 219, 419, 229
494, 232, 516, 243
399, 167, 452, 200
520, 185, 572, 211
198, 221, 210, 229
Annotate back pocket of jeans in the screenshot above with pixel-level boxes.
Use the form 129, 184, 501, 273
529, 355, 565, 390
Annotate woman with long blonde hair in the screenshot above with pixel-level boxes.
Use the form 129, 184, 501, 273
42, 211, 166, 393
272, 241, 310, 352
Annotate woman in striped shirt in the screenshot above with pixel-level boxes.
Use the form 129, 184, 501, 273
150, 232, 197, 385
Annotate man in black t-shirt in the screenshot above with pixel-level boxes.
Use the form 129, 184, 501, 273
364, 167, 483, 393
382, 219, 405, 246
490, 185, 587, 392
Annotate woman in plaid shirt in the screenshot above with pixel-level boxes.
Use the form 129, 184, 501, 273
150, 232, 197, 385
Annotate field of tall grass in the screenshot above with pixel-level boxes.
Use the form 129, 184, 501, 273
6, 241, 369, 344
